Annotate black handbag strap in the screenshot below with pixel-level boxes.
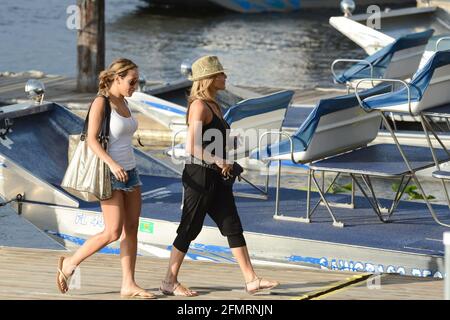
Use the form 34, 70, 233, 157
188, 156, 242, 177
182, 168, 214, 196
188, 155, 217, 170
81, 95, 111, 148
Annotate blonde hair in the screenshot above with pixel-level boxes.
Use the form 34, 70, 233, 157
186, 77, 220, 124
98, 58, 138, 96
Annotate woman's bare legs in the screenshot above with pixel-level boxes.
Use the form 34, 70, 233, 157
232, 246, 279, 292
119, 187, 153, 297
231, 246, 257, 283
164, 246, 186, 283
162, 246, 197, 296
58, 191, 125, 290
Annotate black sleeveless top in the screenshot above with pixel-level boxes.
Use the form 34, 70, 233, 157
201, 101, 230, 159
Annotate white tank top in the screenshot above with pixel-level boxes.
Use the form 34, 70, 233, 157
108, 101, 138, 171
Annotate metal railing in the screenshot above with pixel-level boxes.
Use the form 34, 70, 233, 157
331, 59, 375, 87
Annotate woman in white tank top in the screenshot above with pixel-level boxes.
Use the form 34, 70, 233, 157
108, 99, 138, 173
56, 58, 155, 299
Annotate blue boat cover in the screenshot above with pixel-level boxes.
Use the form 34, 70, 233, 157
361, 50, 450, 111
140, 99, 186, 116
251, 84, 391, 160
335, 29, 434, 84
282, 105, 315, 129
310, 144, 450, 177
223, 90, 294, 125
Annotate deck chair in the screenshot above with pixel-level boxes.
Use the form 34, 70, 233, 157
250, 85, 392, 227
170, 90, 294, 200
331, 29, 434, 92
353, 49, 450, 227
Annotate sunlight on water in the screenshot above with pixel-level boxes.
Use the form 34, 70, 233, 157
0, 0, 364, 89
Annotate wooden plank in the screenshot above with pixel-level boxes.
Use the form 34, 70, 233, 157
0, 247, 444, 300
320, 273, 444, 300
0, 247, 350, 300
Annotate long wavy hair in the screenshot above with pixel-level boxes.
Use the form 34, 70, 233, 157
186, 77, 221, 124
98, 58, 138, 97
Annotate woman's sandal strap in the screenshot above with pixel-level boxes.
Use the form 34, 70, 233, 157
160, 280, 180, 294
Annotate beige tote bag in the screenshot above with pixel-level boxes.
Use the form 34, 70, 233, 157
61, 96, 112, 202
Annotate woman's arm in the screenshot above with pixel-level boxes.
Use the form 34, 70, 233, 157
87, 96, 128, 182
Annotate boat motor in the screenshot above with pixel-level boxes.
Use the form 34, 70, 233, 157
340, 0, 355, 17
25, 79, 45, 105
180, 60, 192, 79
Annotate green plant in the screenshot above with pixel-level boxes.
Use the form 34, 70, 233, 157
391, 183, 435, 200
329, 182, 352, 194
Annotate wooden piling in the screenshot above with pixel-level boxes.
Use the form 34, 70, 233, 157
76, 0, 105, 93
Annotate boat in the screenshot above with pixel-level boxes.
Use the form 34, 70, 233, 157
144, 0, 415, 13
126, 79, 247, 130
1, 79, 449, 277
330, 6, 450, 58
127, 81, 293, 140
329, 5, 450, 129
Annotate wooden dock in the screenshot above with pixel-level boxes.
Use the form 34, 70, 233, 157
0, 246, 444, 300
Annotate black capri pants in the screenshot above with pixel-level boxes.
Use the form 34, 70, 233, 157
173, 164, 246, 253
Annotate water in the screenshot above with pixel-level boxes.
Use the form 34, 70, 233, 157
0, 0, 365, 89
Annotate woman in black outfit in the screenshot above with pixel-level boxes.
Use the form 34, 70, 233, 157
160, 56, 279, 297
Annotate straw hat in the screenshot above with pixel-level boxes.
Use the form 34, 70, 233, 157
189, 55, 225, 81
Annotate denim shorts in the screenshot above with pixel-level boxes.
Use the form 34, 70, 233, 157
110, 168, 142, 192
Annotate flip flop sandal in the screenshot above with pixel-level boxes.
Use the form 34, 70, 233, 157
56, 257, 72, 294
245, 277, 279, 295
160, 281, 198, 297
121, 290, 156, 299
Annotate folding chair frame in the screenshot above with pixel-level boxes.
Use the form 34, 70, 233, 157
257, 131, 356, 228
355, 78, 450, 227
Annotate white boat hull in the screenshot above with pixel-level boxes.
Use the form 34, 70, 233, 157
146, 0, 415, 13
15, 201, 444, 277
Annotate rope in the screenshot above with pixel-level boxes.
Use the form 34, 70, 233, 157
0, 194, 23, 207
